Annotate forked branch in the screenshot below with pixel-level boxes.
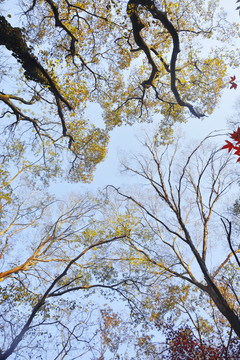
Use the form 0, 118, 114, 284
127, 0, 205, 118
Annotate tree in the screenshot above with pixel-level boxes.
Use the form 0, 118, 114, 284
0, 159, 94, 282
0, 154, 164, 359
0, 0, 239, 181
109, 132, 240, 340
0, 159, 138, 359
0, 234, 129, 359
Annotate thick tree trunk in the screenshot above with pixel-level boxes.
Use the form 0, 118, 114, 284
192, 241, 240, 338
205, 281, 240, 338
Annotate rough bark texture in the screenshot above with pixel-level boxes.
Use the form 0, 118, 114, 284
0, 15, 72, 111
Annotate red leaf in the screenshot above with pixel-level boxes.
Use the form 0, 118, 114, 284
230, 82, 238, 89
230, 127, 240, 143
234, 149, 240, 156
230, 75, 236, 82
222, 140, 235, 152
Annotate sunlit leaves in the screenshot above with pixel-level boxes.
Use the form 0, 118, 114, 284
0, 0, 239, 182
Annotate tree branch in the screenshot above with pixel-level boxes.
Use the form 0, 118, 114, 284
127, 0, 205, 118
0, 235, 126, 360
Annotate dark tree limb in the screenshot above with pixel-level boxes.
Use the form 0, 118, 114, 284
0, 15, 73, 141
237, 0, 240, 15
127, 0, 205, 118
25, 0, 37, 14
0, 16, 72, 109
110, 145, 240, 338
221, 218, 240, 268
45, 0, 78, 58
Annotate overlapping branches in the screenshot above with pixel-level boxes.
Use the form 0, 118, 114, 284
0, 15, 73, 144
0, 234, 126, 360
110, 134, 240, 338
127, 0, 205, 118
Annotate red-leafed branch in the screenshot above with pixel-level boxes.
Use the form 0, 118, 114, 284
222, 127, 240, 162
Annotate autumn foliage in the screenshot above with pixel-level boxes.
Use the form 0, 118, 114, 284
221, 76, 240, 160
163, 325, 240, 360
222, 127, 240, 162
230, 75, 238, 90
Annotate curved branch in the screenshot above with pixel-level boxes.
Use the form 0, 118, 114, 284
45, 0, 78, 58
221, 219, 240, 268
0, 235, 126, 360
127, 0, 205, 118
0, 15, 73, 140
0, 16, 72, 109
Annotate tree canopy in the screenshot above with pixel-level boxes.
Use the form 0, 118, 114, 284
0, 0, 239, 181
